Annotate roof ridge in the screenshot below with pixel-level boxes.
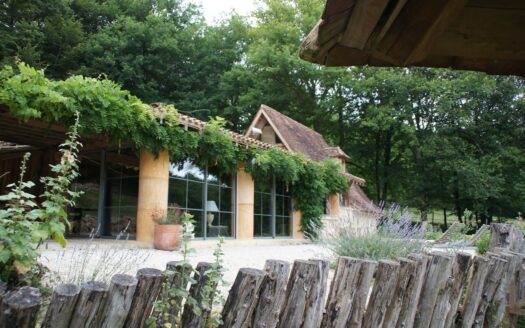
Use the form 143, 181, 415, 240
260, 104, 325, 139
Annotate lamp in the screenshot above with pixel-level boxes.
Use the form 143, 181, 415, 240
206, 200, 219, 226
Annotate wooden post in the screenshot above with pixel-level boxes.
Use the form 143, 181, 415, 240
509, 257, 525, 326
166, 261, 192, 318
489, 223, 525, 253
181, 262, 217, 328
460, 256, 491, 327
307, 259, 330, 328
42, 283, 81, 328
442, 252, 473, 328
252, 260, 290, 328
488, 252, 523, 327
322, 257, 377, 328
100, 274, 138, 328
362, 260, 400, 328
125, 268, 164, 328
383, 258, 417, 328
413, 252, 454, 328
0, 286, 41, 328
69, 281, 108, 328
221, 268, 267, 328
473, 254, 508, 325
395, 254, 429, 328
347, 259, 377, 328
278, 260, 328, 328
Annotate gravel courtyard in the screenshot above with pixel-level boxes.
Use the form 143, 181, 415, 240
40, 239, 330, 288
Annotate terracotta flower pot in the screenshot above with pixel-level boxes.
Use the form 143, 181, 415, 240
153, 224, 182, 251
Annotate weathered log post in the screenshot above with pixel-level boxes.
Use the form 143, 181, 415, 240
278, 259, 328, 328
347, 259, 377, 328
124, 268, 164, 328
181, 262, 217, 328
395, 254, 429, 328
41, 283, 81, 328
441, 252, 473, 328
166, 261, 192, 318
489, 223, 525, 253
221, 268, 267, 328
306, 259, 330, 328
100, 274, 138, 328
473, 254, 508, 326
362, 260, 400, 328
321, 257, 377, 328
508, 257, 525, 326
487, 251, 523, 327
69, 281, 108, 328
459, 256, 491, 327
0, 286, 41, 328
413, 252, 454, 328
252, 259, 290, 328
383, 258, 416, 328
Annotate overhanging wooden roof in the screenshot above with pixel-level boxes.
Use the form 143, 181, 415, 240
300, 0, 525, 75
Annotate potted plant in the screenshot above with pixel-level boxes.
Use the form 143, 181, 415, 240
153, 206, 184, 251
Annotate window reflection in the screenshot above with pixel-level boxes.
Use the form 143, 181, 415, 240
254, 179, 291, 237
169, 160, 233, 238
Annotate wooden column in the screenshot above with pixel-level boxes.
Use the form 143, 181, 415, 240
292, 209, 304, 239
136, 149, 169, 242
236, 164, 254, 240
328, 194, 341, 217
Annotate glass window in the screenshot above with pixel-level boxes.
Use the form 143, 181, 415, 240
105, 163, 139, 236
169, 160, 233, 238
254, 178, 291, 238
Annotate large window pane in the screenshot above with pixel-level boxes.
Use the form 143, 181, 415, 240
169, 161, 233, 239
220, 187, 232, 212
187, 181, 204, 209
169, 178, 187, 208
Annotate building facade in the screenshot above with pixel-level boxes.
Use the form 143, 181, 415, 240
0, 104, 377, 242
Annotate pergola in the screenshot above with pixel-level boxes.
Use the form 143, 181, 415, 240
299, 0, 525, 75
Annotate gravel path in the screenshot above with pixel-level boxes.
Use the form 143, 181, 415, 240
40, 239, 330, 288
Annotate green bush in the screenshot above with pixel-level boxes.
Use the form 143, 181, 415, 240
475, 231, 490, 255
0, 117, 82, 287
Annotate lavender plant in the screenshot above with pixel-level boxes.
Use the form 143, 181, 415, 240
318, 204, 427, 261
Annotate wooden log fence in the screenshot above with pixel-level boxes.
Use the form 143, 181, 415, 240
1, 223, 525, 328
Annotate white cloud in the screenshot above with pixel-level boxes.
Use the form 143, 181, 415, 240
197, 0, 257, 23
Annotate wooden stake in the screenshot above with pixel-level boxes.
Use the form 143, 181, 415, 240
100, 274, 138, 328
41, 283, 80, 328
124, 268, 164, 328
0, 286, 41, 328
69, 281, 108, 328
362, 260, 400, 328
252, 260, 290, 328
221, 268, 267, 328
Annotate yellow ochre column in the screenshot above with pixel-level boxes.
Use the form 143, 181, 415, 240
136, 149, 170, 242
292, 209, 304, 239
236, 164, 254, 240
328, 194, 341, 217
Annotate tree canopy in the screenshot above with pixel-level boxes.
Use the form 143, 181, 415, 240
1, 0, 524, 222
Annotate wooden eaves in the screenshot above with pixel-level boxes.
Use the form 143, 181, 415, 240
300, 0, 525, 75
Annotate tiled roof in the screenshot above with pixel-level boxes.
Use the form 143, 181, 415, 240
248, 105, 349, 162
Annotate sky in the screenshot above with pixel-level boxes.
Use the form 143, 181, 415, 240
197, 0, 257, 23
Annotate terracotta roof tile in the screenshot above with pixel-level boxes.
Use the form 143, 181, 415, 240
257, 105, 346, 161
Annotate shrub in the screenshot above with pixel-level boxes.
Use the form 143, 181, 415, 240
475, 231, 490, 255
318, 204, 426, 261
0, 115, 82, 287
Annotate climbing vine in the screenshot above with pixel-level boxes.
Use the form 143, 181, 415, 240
0, 63, 349, 239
